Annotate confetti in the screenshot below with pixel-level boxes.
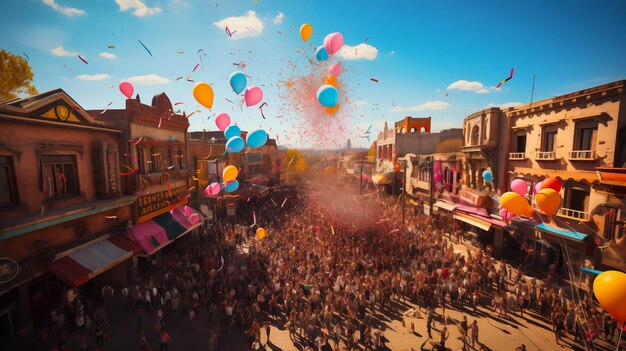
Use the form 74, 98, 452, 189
22, 53, 30, 60
370, 78, 379, 83
176, 76, 183, 81
62, 65, 73, 72
105, 216, 118, 219
120, 167, 139, 176
77, 54, 88, 64
192, 63, 199, 73
496, 68, 514, 88
174, 102, 184, 105
176, 51, 184, 54
138, 39, 153, 57
107, 45, 116, 49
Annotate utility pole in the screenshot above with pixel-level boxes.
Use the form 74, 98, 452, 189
401, 160, 407, 229
530, 74, 536, 107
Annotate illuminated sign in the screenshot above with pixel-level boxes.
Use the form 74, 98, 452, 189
136, 186, 187, 222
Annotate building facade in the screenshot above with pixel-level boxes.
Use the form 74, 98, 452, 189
0, 90, 136, 340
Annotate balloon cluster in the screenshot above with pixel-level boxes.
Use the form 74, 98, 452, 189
499, 177, 564, 220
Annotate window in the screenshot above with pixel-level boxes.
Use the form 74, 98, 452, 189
515, 134, 527, 153
42, 155, 79, 198
149, 145, 160, 173
565, 188, 589, 212
0, 156, 19, 207
410, 127, 416, 133
471, 126, 480, 146
444, 167, 453, 193
136, 146, 146, 174
575, 124, 598, 151
400, 127, 405, 134
248, 165, 261, 175
542, 127, 557, 152
176, 148, 184, 169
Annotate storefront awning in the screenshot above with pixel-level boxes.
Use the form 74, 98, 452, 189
126, 206, 202, 255
597, 168, 626, 187
456, 204, 490, 217
511, 167, 596, 183
433, 201, 456, 212
49, 235, 139, 287
535, 223, 589, 242
454, 212, 491, 231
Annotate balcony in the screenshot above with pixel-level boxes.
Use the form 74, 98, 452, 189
568, 150, 596, 161
557, 207, 590, 221
536, 151, 556, 160
509, 152, 527, 160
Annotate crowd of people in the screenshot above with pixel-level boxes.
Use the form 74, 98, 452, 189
32, 179, 624, 351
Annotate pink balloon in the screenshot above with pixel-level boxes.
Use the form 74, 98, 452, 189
534, 181, 543, 195
510, 179, 528, 196
119, 81, 134, 99
204, 182, 221, 196
323, 32, 344, 55
215, 113, 230, 132
244, 86, 263, 107
499, 208, 515, 220
329, 63, 343, 77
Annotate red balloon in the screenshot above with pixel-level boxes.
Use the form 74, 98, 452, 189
540, 177, 562, 193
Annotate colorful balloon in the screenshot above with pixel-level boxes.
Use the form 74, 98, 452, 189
299, 23, 312, 42
225, 136, 245, 153
510, 179, 528, 196
482, 170, 493, 183
246, 129, 268, 148
499, 208, 515, 220
222, 165, 238, 182
500, 191, 533, 217
540, 177, 562, 193
535, 188, 561, 217
215, 113, 230, 132
193, 82, 214, 109
534, 181, 543, 195
329, 63, 343, 77
229, 71, 247, 95
316, 85, 339, 107
204, 182, 220, 196
224, 125, 241, 140
593, 270, 626, 322
324, 75, 338, 87
244, 86, 263, 107
256, 227, 266, 240
323, 32, 344, 55
119, 81, 134, 99
325, 105, 339, 115
315, 46, 329, 62
224, 179, 239, 193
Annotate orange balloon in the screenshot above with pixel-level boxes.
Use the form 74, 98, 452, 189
593, 270, 626, 322
324, 75, 338, 87
256, 227, 266, 240
325, 105, 339, 115
540, 177, 562, 193
500, 191, 531, 217
535, 188, 561, 216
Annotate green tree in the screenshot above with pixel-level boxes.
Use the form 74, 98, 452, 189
0, 50, 38, 101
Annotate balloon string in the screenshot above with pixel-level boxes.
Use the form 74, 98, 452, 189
616, 327, 623, 351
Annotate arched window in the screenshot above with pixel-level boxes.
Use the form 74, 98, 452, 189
410, 127, 416, 133
149, 145, 159, 173
471, 126, 480, 146
444, 167, 453, 192
420, 127, 426, 133
136, 146, 146, 174
401, 127, 406, 134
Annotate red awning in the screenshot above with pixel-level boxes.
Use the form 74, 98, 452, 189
597, 168, 626, 187
49, 235, 139, 287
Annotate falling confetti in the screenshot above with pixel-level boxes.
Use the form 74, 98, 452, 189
496, 68, 515, 88
138, 39, 153, 57
77, 54, 88, 64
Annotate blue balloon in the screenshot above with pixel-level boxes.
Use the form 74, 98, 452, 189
316, 85, 339, 107
226, 136, 245, 153
229, 71, 247, 95
224, 179, 239, 193
246, 129, 268, 148
482, 170, 493, 183
315, 46, 329, 62
224, 125, 241, 140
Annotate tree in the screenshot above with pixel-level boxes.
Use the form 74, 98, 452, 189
284, 149, 309, 173
0, 50, 38, 101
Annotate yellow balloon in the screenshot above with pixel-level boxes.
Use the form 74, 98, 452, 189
193, 82, 214, 109
325, 105, 339, 115
300, 23, 312, 42
256, 227, 266, 240
222, 165, 238, 182
535, 188, 561, 217
593, 270, 626, 322
324, 75, 338, 87
500, 191, 531, 217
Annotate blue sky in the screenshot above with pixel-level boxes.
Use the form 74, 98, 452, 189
2, 0, 626, 148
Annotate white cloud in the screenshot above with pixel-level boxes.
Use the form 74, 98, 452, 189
273, 11, 284, 24
115, 0, 162, 17
436, 89, 442, 93
390, 101, 450, 112
214, 11, 264, 39
338, 43, 378, 61
127, 74, 170, 85
77, 74, 112, 81
486, 102, 523, 108
42, 0, 85, 16
476, 88, 490, 94
99, 52, 117, 60
447, 80, 485, 91
50, 46, 74, 57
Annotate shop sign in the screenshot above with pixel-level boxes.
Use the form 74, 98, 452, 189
137, 186, 187, 222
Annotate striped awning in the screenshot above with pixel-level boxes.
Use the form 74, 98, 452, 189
126, 205, 202, 255
454, 212, 491, 231
49, 235, 140, 287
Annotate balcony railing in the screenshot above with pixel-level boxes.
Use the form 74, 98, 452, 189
536, 151, 556, 160
568, 150, 596, 160
557, 207, 590, 221
509, 152, 526, 160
